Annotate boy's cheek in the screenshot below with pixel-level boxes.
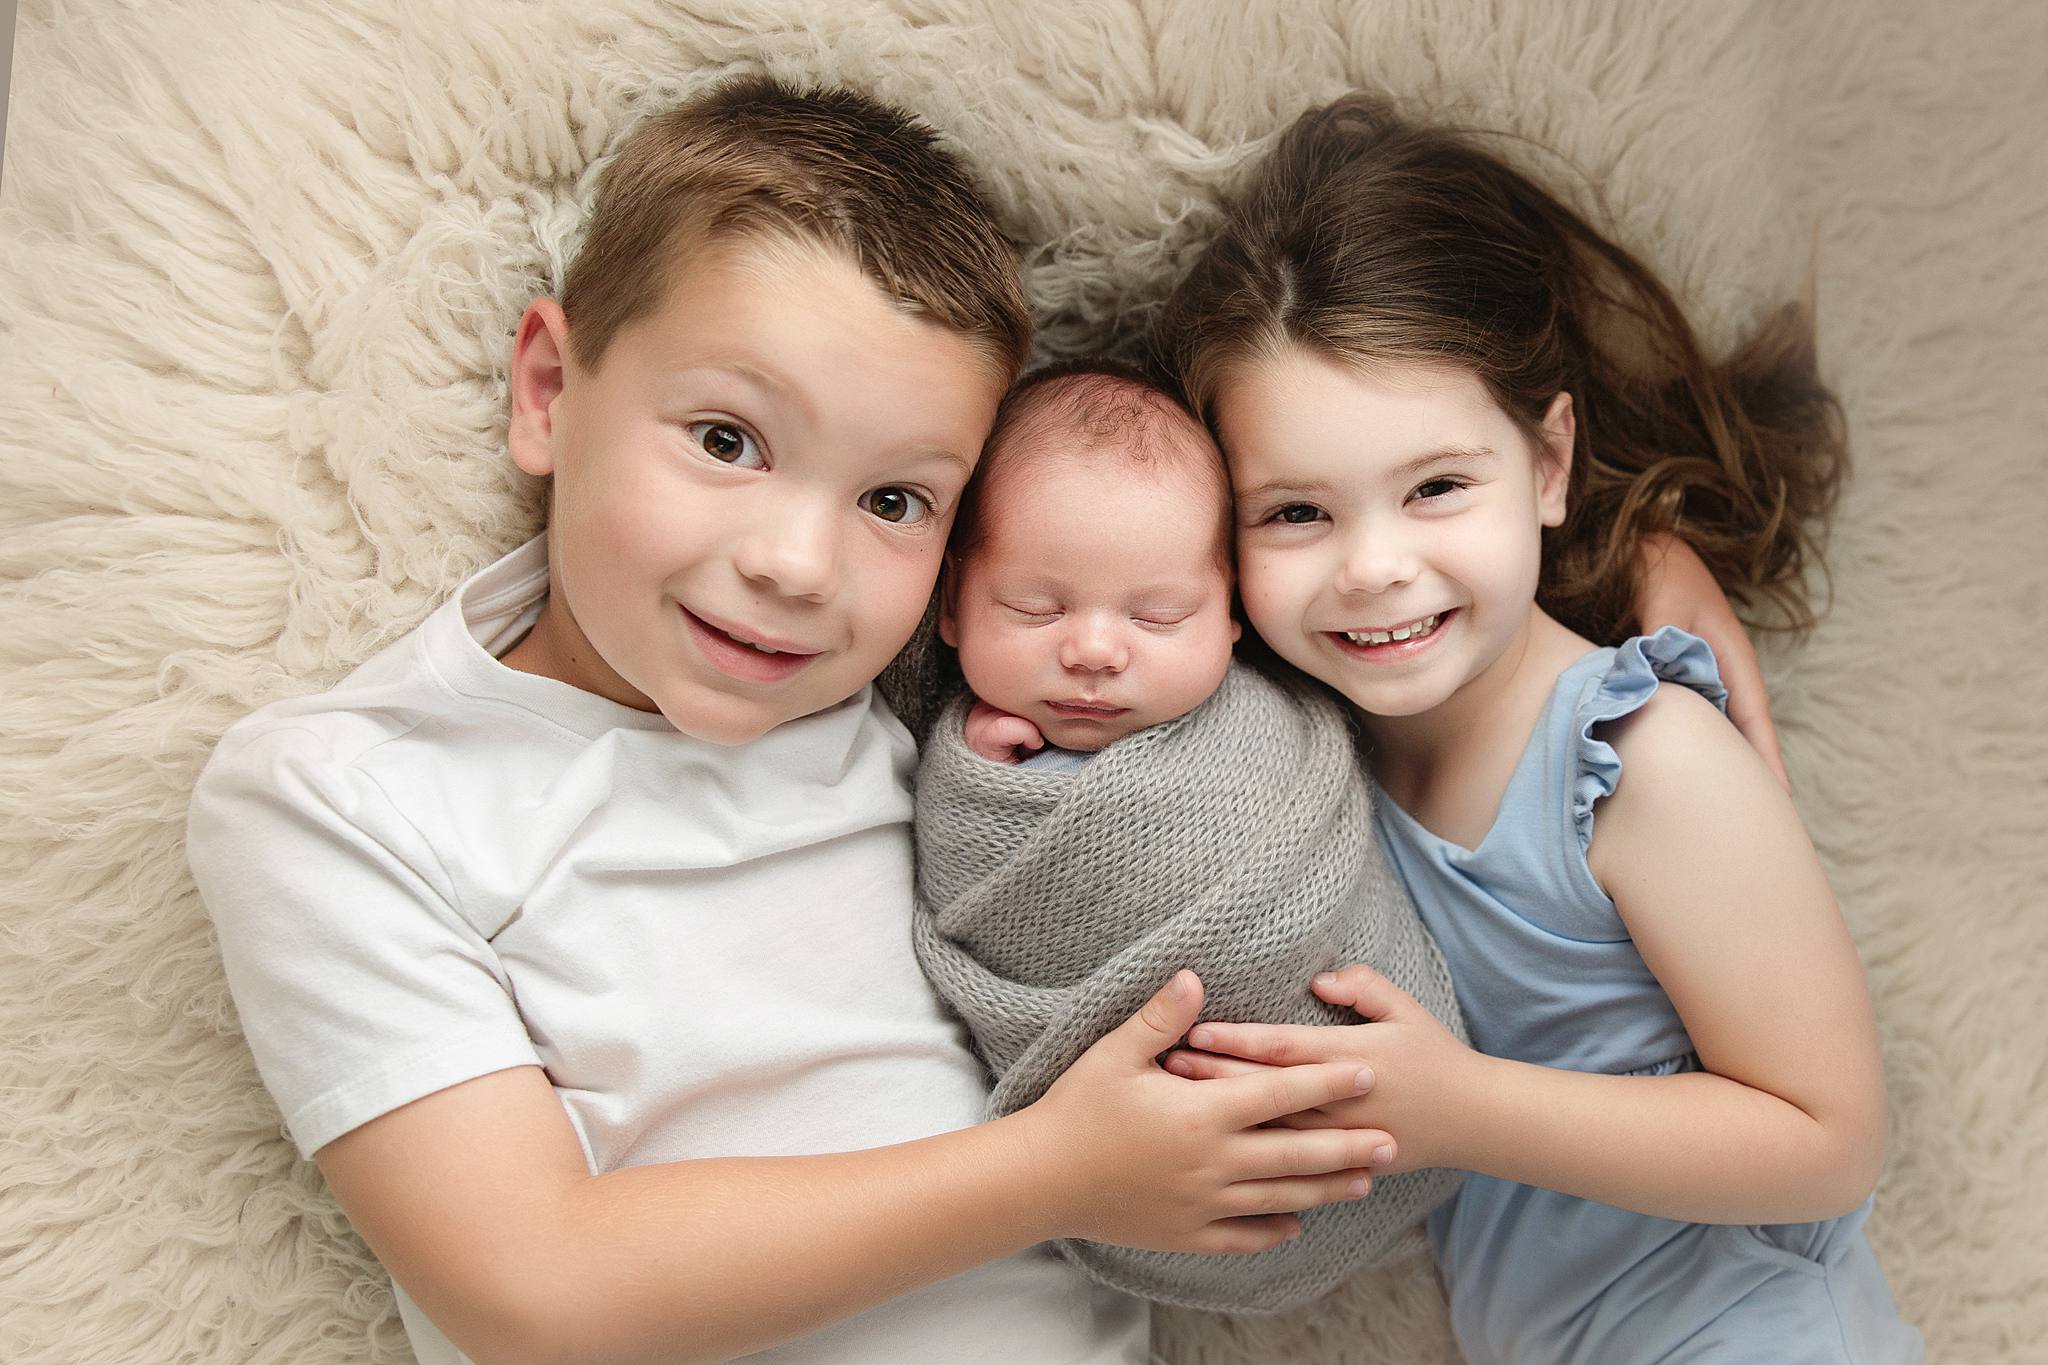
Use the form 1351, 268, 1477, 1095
847, 553, 947, 659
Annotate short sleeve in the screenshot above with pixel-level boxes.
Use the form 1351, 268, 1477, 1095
186, 723, 541, 1158
1570, 627, 1730, 854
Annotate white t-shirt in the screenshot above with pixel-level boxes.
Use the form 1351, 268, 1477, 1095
185, 536, 1148, 1365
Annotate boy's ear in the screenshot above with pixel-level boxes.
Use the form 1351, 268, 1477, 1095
1536, 391, 1576, 528
937, 554, 962, 648
509, 298, 573, 478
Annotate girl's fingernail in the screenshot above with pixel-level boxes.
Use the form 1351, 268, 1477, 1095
1354, 1067, 1375, 1092
1374, 1144, 1394, 1165
1314, 971, 1337, 987
1167, 971, 1188, 999
1348, 1177, 1369, 1198
1189, 1027, 1213, 1049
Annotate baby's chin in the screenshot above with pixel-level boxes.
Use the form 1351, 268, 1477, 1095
1037, 703, 1192, 753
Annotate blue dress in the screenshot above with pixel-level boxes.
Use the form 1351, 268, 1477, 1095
1373, 628, 1921, 1364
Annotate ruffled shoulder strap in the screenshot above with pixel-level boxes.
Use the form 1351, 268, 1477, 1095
1569, 626, 1729, 853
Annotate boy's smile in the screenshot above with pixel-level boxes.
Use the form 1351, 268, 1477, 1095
502, 239, 1006, 743
679, 604, 823, 684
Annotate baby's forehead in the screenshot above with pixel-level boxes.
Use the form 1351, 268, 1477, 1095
952, 365, 1237, 574
981, 375, 1229, 508
988, 440, 1222, 514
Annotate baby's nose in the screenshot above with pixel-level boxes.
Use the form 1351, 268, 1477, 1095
1061, 621, 1128, 672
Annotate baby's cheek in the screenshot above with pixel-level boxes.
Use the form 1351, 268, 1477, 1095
951, 622, 1029, 710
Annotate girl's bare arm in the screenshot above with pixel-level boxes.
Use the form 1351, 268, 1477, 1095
1170, 686, 1883, 1225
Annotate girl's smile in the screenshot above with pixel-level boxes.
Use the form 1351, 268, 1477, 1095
1325, 607, 1457, 663
1214, 347, 1572, 734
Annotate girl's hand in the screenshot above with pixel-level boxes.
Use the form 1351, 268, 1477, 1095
963, 700, 1046, 763
1160, 964, 1483, 1175
1018, 970, 1398, 1255
1632, 532, 1789, 791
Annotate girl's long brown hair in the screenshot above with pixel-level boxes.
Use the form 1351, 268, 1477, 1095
1159, 95, 1845, 642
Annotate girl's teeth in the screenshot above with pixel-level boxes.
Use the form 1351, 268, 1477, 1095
1343, 613, 1440, 646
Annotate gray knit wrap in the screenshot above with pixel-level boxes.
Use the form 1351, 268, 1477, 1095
911, 661, 1467, 1314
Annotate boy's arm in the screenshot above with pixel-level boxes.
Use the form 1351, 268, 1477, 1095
317, 972, 1392, 1365
1171, 686, 1885, 1225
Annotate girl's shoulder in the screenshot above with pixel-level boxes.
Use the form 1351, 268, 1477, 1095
1556, 627, 1730, 854
1576, 629, 1774, 883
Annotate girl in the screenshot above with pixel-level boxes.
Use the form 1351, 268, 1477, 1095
1157, 97, 1922, 1362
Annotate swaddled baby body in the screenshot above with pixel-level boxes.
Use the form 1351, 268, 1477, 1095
912, 363, 1466, 1313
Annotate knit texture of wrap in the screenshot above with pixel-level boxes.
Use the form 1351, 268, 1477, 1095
911, 660, 1468, 1313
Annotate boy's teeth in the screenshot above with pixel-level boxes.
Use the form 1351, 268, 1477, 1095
741, 640, 779, 654
1343, 613, 1439, 646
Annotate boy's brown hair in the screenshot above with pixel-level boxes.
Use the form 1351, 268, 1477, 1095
561, 75, 1032, 381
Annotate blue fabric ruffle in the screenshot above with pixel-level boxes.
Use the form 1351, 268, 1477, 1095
1569, 626, 1729, 853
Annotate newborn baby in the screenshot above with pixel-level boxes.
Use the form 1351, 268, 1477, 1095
940, 364, 1240, 766
911, 363, 1466, 1314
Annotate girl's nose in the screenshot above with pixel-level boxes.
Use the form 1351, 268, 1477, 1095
1059, 616, 1129, 673
1335, 527, 1419, 596
732, 495, 840, 602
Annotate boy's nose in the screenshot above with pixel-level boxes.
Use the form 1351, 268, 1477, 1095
733, 499, 840, 601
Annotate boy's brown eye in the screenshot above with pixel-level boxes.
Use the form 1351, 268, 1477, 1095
686, 420, 764, 469
701, 424, 745, 460
861, 487, 931, 525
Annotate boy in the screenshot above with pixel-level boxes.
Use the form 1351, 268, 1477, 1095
913, 365, 1465, 1313
183, 79, 1393, 1364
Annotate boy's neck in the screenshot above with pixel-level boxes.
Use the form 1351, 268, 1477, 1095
500, 577, 660, 716
1362, 608, 1588, 839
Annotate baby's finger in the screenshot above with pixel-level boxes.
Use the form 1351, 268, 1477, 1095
1161, 1048, 1272, 1081
991, 719, 1045, 753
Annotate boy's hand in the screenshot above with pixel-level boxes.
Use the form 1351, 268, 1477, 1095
1018, 970, 1398, 1255
964, 700, 1047, 764
1160, 965, 1483, 1176
1633, 532, 1789, 792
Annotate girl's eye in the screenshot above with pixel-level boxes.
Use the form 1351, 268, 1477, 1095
688, 420, 764, 469
860, 486, 933, 525
1270, 503, 1325, 525
1005, 604, 1061, 622
1411, 477, 1465, 501
1136, 613, 1192, 628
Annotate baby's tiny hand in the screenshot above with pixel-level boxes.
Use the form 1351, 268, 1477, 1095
964, 700, 1047, 764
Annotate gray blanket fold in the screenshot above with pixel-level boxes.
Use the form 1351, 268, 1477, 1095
912, 661, 1467, 1314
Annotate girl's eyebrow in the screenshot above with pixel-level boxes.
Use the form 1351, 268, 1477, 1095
1235, 445, 1496, 504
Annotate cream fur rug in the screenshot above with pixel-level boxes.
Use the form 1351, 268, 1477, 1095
3, 2, 2042, 1361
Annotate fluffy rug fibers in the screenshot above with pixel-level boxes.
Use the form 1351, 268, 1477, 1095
2, 1, 2042, 1361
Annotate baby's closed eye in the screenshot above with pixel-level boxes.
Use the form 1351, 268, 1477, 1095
1000, 601, 1062, 622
